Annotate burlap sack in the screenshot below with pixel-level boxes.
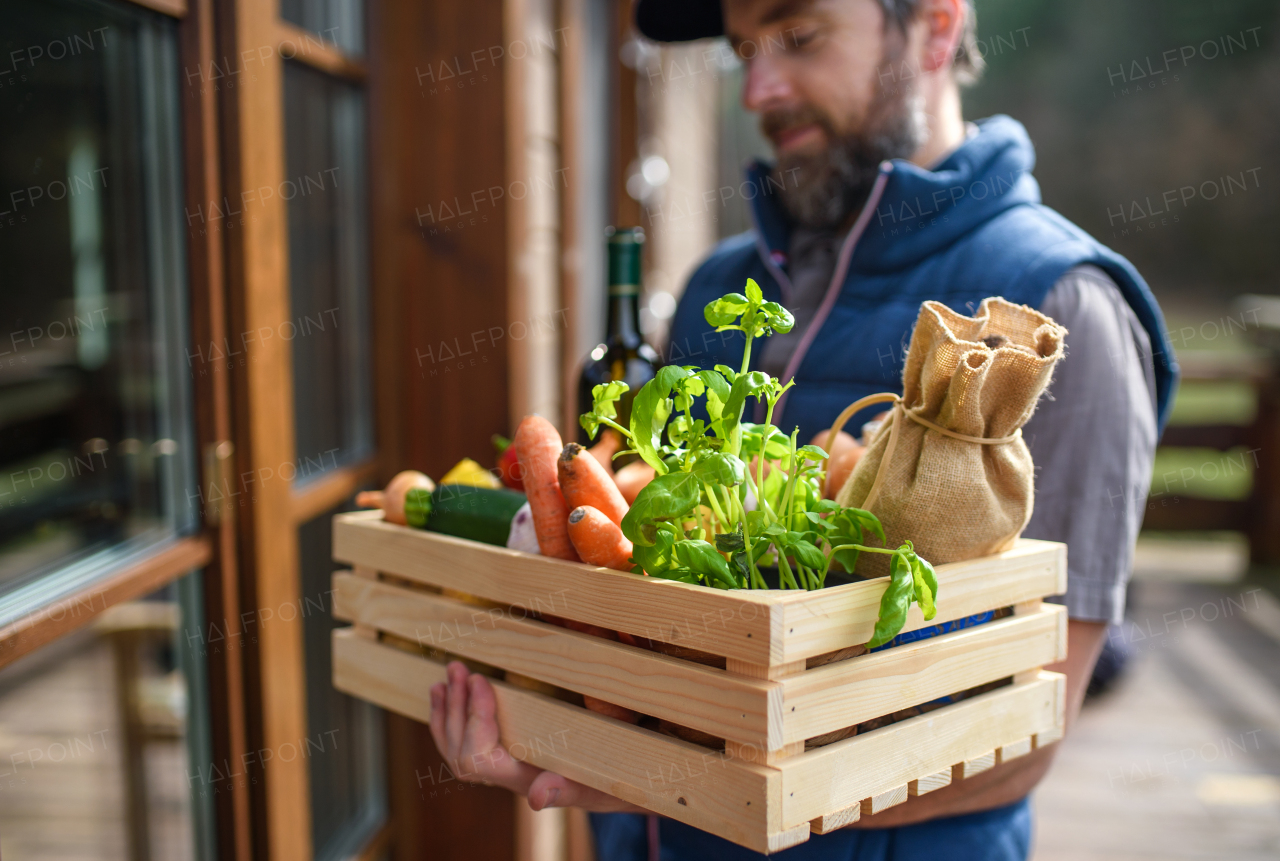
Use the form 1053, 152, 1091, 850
833, 297, 1066, 571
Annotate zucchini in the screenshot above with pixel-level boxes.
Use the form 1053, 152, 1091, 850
404, 485, 527, 546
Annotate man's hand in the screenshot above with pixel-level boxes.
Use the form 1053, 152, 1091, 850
428, 661, 645, 813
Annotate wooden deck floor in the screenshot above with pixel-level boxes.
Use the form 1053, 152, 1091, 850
1033, 545, 1280, 860
0, 630, 193, 861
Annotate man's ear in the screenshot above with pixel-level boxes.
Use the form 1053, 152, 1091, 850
915, 0, 966, 74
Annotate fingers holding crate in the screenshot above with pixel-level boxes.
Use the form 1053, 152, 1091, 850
427, 661, 646, 814
428, 661, 541, 793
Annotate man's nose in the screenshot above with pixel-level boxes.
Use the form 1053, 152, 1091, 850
741, 54, 794, 114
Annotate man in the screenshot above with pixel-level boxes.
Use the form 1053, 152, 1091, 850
428, 1, 1177, 858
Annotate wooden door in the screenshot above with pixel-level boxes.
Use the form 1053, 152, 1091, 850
217, 1, 388, 859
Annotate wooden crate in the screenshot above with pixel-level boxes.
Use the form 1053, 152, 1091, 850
331, 509, 1068, 853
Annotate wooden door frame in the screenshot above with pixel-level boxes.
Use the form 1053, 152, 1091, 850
216, 0, 386, 858
217, 0, 310, 857
176, 0, 257, 856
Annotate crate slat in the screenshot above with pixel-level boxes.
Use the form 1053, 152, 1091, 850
780, 605, 1066, 744
810, 804, 860, 834
332, 572, 779, 746
908, 768, 952, 796
777, 540, 1066, 663
780, 673, 1064, 828
332, 628, 808, 853
862, 785, 909, 815
955, 751, 997, 779
998, 737, 1034, 763
334, 512, 782, 664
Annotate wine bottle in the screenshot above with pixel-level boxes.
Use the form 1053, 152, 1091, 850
576, 227, 659, 446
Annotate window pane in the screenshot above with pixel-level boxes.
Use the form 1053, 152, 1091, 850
282, 61, 373, 480
280, 0, 365, 59
298, 504, 385, 860
0, 2, 196, 616
0, 574, 215, 861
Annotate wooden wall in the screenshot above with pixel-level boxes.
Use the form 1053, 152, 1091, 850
368, 0, 513, 483
366, 0, 517, 857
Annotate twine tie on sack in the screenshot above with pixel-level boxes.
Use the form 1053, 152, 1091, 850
825, 393, 1022, 511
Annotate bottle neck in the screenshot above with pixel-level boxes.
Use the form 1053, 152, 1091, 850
606, 286, 641, 347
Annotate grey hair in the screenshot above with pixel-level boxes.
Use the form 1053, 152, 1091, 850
877, 0, 985, 84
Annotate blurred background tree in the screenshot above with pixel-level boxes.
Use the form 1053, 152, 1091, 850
966, 0, 1280, 314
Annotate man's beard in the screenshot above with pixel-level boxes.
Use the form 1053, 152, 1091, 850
765, 82, 927, 230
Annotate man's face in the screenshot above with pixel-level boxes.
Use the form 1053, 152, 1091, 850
724, 0, 927, 228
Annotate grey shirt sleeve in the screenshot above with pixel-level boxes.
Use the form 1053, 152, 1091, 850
1022, 265, 1159, 624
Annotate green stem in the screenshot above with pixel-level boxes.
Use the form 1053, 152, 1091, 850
756, 400, 778, 523
743, 467, 777, 523
725, 487, 764, 589
703, 482, 729, 530
775, 543, 799, 589
824, 543, 907, 580
740, 330, 754, 376
597, 416, 633, 440
780, 430, 801, 527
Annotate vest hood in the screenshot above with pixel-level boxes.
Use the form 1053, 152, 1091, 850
748, 115, 1043, 274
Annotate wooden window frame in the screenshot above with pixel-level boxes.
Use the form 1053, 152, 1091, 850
0, 538, 211, 669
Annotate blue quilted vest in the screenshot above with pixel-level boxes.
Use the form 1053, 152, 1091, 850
667, 115, 1178, 442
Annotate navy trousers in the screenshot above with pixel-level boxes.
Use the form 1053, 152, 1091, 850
589, 798, 1032, 861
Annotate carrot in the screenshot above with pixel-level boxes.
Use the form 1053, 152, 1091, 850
583, 695, 640, 724
558, 443, 629, 526
513, 415, 580, 561
566, 505, 634, 571
612, 459, 656, 505
543, 614, 619, 640
587, 429, 621, 476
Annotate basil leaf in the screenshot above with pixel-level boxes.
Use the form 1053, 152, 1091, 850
673, 373, 705, 412
629, 522, 680, 574
714, 364, 738, 383
848, 508, 886, 545
704, 293, 750, 327
698, 369, 731, 424
621, 471, 702, 545
790, 540, 826, 570
744, 278, 764, 304
911, 553, 939, 621
675, 539, 740, 589
832, 547, 860, 574
796, 444, 829, 461
715, 531, 745, 553
629, 378, 675, 474
657, 364, 690, 389
761, 301, 794, 334
722, 372, 769, 430
691, 452, 746, 486
649, 566, 698, 583
867, 553, 914, 648
745, 509, 769, 535
593, 380, 628, 418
